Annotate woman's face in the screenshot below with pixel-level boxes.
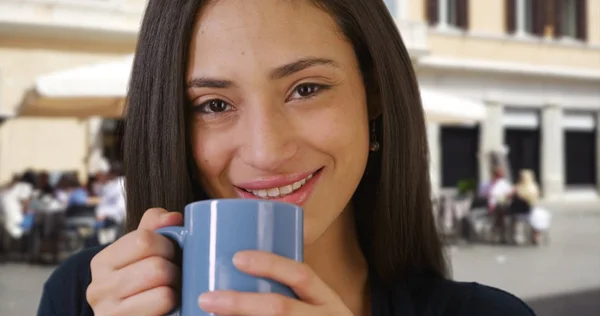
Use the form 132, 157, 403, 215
187, 0, 370, 245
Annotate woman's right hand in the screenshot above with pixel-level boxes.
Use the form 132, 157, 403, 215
86, 208, 183, 315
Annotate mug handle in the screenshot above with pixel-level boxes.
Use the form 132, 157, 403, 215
156, 226, 187, 248
156, 226, 187, 316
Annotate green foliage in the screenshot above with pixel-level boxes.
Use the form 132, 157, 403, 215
457, 179, 477, 196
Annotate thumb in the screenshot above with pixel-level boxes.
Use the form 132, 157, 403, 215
137, 208, 184, 231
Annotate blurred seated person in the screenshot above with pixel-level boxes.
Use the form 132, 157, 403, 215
94, 163, 126, 245
89, 158, 111, 198
511, 169, 544, 244
511, 169, 539, 214
84, 160, 111, 206
29, 171, 62, 213
0, 171, 36, 239
55, 173, 82, 207
487, 167, 513, 211
473, 167, 511, 210
65, 177, 91, 207
0, 174, 20, 192
35, 172, 55, 199
54, 176, 70, 207
487, 167, 513, 243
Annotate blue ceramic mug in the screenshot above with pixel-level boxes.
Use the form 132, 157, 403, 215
157, 199, 303, 316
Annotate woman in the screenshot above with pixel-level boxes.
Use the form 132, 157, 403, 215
38, 1, 534, 315
1, 171, 36, 239
512, 169, 543, 244
514, 170, 540, 208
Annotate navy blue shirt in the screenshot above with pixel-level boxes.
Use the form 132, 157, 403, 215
38, 246, 535, 315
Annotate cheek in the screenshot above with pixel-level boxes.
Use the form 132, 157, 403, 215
313, 123, 367, 163
191, 128, 232, 189
309, 97, 369, 158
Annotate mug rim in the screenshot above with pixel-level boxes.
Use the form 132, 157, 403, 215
185, 198, 303, 212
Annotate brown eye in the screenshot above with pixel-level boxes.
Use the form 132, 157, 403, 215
207, 100, 228, 112
196, 99, 233, 114
288, 83, 331, 101
295, 84, 320, 97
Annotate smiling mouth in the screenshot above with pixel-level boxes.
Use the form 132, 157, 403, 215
238, 168, 323, 199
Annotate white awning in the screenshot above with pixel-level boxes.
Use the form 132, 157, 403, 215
18, 55, 133, 118
36, 55, 133, 97
420, 88, 486, 124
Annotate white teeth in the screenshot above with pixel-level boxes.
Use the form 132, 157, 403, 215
256, 189, 268, 198
279, 185, 293, 195
292, 181, 302, 190
247, 171, 317, 199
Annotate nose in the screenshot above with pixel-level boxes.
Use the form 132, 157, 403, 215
239, 106, 298, 171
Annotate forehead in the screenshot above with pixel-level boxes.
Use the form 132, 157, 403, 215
189, 0, 351, 72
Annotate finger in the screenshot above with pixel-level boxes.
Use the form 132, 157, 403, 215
117, 286, 178, 316
112, 256, 180, 299
91, 229, 176, 272
198, 290, 313, 316
138, 208, 183, 231
232, 251, 336, 304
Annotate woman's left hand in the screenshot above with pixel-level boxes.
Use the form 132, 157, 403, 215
198, 250, 355, 316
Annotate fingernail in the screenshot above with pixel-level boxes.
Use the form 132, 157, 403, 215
199, 293, 231, 309
232, 252, 251, 267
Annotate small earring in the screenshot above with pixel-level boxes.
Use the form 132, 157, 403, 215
370, 140, 380, 152
369, 121, 380, 152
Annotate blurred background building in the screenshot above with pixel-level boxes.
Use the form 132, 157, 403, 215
387, 0, 600, 201
0, 0, 144, 182
0, 0, 599, 202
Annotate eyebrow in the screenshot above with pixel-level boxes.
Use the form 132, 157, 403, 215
186, 57, 338, 89
187, 78, 234, 89
269, 57, 339, 80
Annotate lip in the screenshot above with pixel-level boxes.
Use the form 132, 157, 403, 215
234, 168, 321, 191
235, 168, 324, 206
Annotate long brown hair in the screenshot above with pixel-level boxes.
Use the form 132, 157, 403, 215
124, 0, 448, 285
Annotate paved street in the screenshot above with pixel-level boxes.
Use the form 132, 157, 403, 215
450, 201, 600, 315
0, 262, 54, 315
1, 202, 599, 316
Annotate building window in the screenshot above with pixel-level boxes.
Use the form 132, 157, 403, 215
507, 0, 588, 41
506, 0, 543, 36
446, 0, 458, 26
563, 112, 597, 187
560, 0, 578, 37
555, 0, 587, 41
522, 0, 534, 33
426, 0, 469, 30
440, 126, 480, 188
